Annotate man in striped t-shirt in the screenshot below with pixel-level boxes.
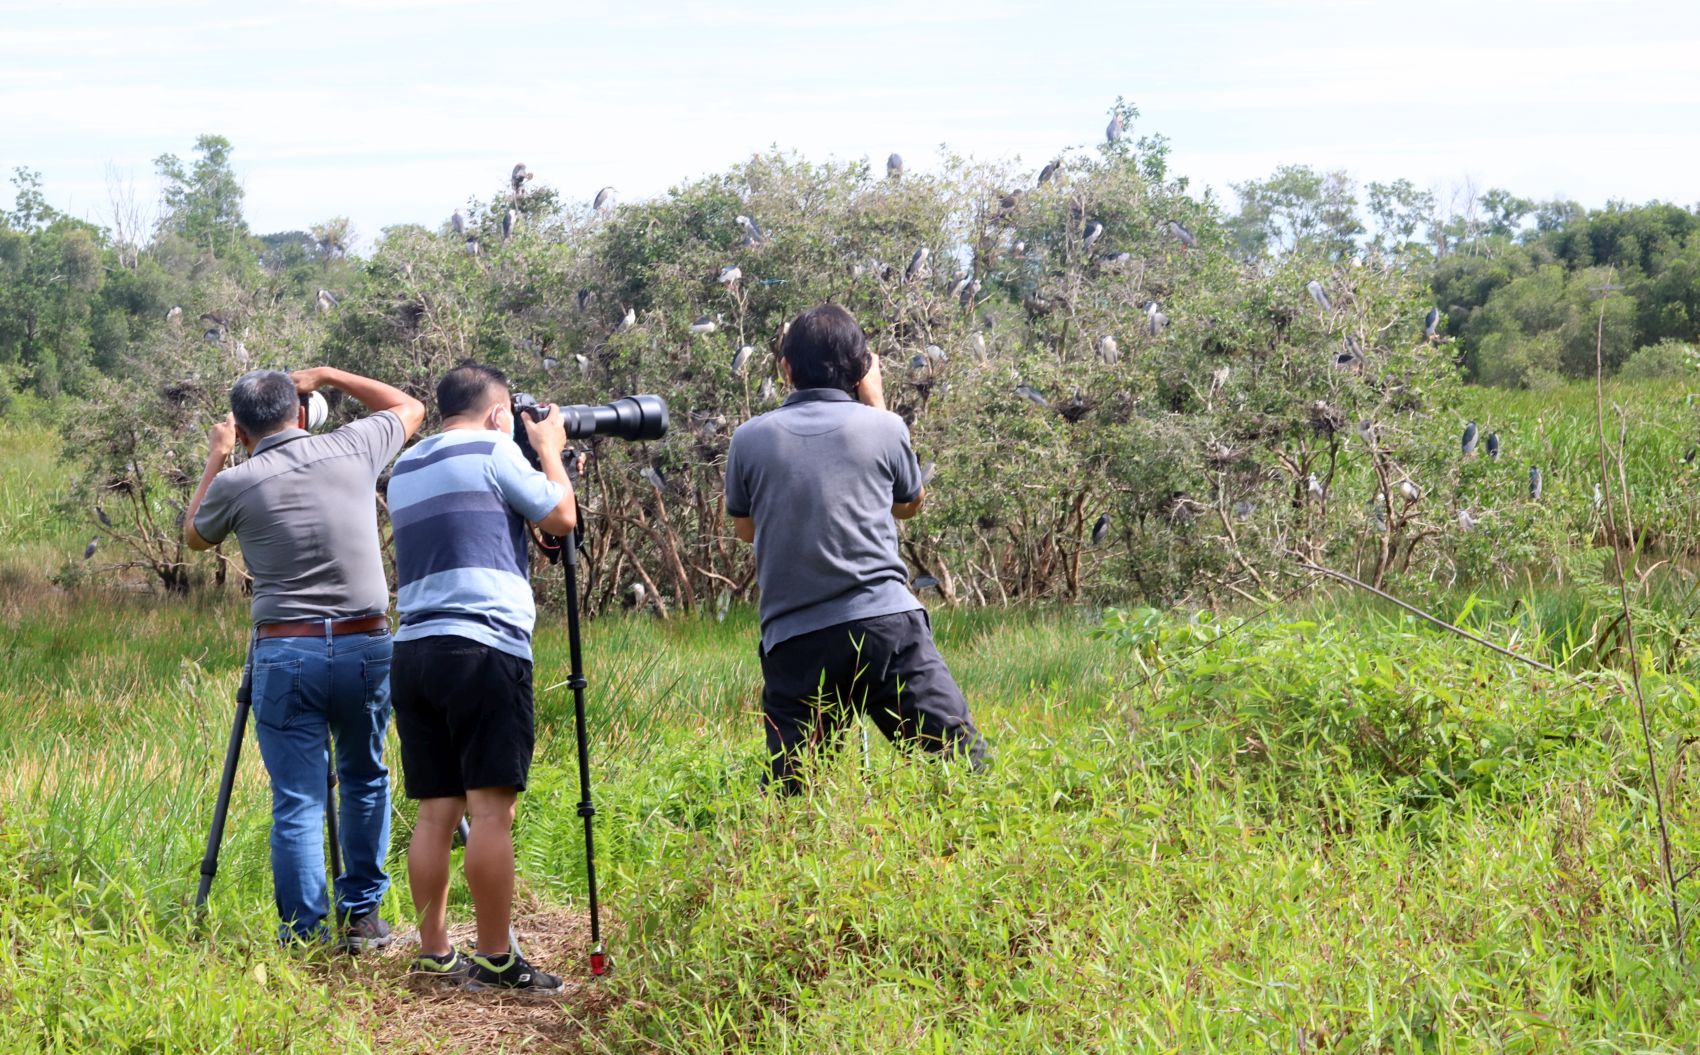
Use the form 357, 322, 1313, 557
387, 362, 576, 992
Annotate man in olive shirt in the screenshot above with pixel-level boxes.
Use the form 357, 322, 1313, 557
185, 367, 424, 947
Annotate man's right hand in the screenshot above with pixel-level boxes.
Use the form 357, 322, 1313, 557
522, 404, 570, 461
208, 413, 238, 461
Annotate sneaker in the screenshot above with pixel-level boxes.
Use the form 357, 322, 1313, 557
341, 912, 394, 953
467, 950, 565, 993
408, 948, 472, 983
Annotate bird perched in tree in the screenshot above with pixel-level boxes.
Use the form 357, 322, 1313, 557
948, 272, 972, 300
920, 461, 936, 487
736, 214, 765, 246
1461, 421, 1478, 456
1306, 280, 1332, 312
451, 209, 466, 235
577, 288, 593, 312
912, 574, 940, 591
1038, 159, 1062, 185
203, 327, 222, 343
1307, 473, 1325, 501
905, 246, 929, 283
166, 305, 182, 325
619, 306, 636, 331
1103, 251, 1133, 269
576, 354, 590, 379
83, 536, 99, 561
1096, 334, 1119, 365
1105, 113, 1123, 144
1082, 220, 1103, 248
233, 341, 250, 368
1015, 383, 1048, 407
1091, 512, 1110, 544
542, 356, 559, 373
1594, 483, 1604, 511
1486, 433, 1501, 460
511, 163, 533, 196
1165, 220, 1197, 249
96, 505, 112, 529
960, 278, 981, 311
925, 345, 947, 366
1529, 464, 1543, 500
1457, 508, 1477, 532
1424, 306, 1441, 340
465, 235, 480, 256
760, 377, 776, 401
1356, 419, 1376, 445
690, 314, 718, 335
502, 207, 517, 240
1145, 301, 1167, 337
593, 186, 615, 212
316, 288, 338, 312
717, 265, 742, 287
640, 466, 666, 491
731, 345, 753, 376
627, 582, 646, 609
1210, 364, 1230, 398
1399, 479, 1421, 503
886, 153, 904, 179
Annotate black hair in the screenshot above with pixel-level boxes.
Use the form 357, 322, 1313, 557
781, 304, 869, 393
437, 362, 510, 420
228, 370, 299, 437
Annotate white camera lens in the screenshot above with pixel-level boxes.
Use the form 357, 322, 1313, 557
304, 390, 329, 430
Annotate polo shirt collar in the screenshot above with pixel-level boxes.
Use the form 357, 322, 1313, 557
782, 388, 855, 406
253, 427, 308, 454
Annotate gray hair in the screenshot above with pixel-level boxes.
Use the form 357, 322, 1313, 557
229, 370, 299, 437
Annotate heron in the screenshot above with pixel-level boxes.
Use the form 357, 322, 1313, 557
1399, 479, 1421, 503
1015, 383, 1048, 407
1165, 220, 1198, 248
451, 209, 466, 235
925, 345, 947, 366
1308, 473, 1325, 500
316, 288, 338, 312
1145, 301, 1167, 337
627, 582, 646, 609
760, 377, 776, 401
731, 345, 753, 375
465, 234, 480, 256
718, 265, 742, 287
1082, 220, 1103, 248
736, 214, 766, 245
948, 272, 972, 299
203, 327, 221, 343
542, 356, 559, 373
887, 153, 904, 179
1356, 419, 1376, 445
83, 536, 99, 561
576, 354, 591, 379
690, 314, 718, 335
166, 305, 182, 325
972, 332, 988, 361
577, 288, 593, 312
1306, 280, 1331, 312
912, 574, 940, 591
96, 505, 112, 529
1486, 433, 1501, 460
1529, 464, 1543, 500
905, 246, 929, 283
1038, 159, 1061, 186
1209, 364, 1230, 397
1424, 306, 1440, 340
511, 163, 533, 195
1091, 512, 1110, 544
594, 186, 616, 212
641, 466, 666, 491
1461, 421, 1478, 456
1106, 113, 1124, 144
1457, 508, 1477, 532
1104, 251, 1133, 269
960, 278, 981, 310
1593, 483, 1604, 511
502, 207, 517, 240
920, 461, 937, 487
716, 591, 732, 623
1096, 334, 1119, 365
1012, 240, 1027, 257
619, 306, 636, 331
233, 341, 250, 368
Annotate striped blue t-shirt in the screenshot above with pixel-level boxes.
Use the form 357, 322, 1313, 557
387, 429, 565, 660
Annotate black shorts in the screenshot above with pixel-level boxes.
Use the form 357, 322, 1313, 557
758, 609, 986, 790
392, 636, 535, 799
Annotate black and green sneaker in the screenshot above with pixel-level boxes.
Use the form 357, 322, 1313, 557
467, 950, 565, 993
408, 948, 472, 983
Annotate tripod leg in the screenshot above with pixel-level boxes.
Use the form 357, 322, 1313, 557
563, 548, 609, 976
195, 664, 253, 911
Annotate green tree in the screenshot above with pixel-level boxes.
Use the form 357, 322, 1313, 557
154, 135, 254, 267
1228, 165, 1364, 260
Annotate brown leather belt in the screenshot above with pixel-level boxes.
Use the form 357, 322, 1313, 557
255, 615, 390, 639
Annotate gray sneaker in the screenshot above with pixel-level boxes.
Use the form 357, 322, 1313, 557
341, 912, 394, 953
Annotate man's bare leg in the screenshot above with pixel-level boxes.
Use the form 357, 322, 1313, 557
464, 786, 519, 956
409, 795, 466, 957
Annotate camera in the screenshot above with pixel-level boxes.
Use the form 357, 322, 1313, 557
511, 393, 670, 469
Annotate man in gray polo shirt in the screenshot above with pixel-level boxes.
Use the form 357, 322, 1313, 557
725, 303, 985, 792
185, 367, 424, 946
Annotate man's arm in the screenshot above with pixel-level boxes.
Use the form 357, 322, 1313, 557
293, 366, 425, 440
520, 407, 577, 536
184, 414, 238, 551
892, 490, 925, 520
732, 516, 754, 543
855, 351, 885, 410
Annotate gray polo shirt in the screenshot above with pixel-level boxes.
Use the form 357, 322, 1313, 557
725, 389, 924, 652
194, 412, 406, 627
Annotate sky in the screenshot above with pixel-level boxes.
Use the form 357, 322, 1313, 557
4, 0, 1697, 249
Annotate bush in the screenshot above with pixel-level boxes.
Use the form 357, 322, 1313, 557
1619, 339, 1697, 380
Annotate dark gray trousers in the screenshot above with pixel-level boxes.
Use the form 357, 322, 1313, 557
758, 609, 986, 792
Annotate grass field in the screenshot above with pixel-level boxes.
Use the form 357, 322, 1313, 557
5, 383, 1700, 1052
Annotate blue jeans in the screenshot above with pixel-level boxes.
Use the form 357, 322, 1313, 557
250, 630, 393, 942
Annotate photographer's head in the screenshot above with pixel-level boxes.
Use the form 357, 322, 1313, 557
781, 304, 869, 394
229, 370, 304, 450
438, 362, 512, 432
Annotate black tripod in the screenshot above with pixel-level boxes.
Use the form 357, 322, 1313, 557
196, 643, 343, 916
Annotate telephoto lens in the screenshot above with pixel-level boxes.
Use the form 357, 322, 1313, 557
511, 393, 669, 469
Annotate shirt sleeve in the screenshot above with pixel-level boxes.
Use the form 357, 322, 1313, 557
889, 417, 924, 504
335, 410, 407, 476
489, 436, 567, 522
192, 475, 236, 545
724, 431, 751, 518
